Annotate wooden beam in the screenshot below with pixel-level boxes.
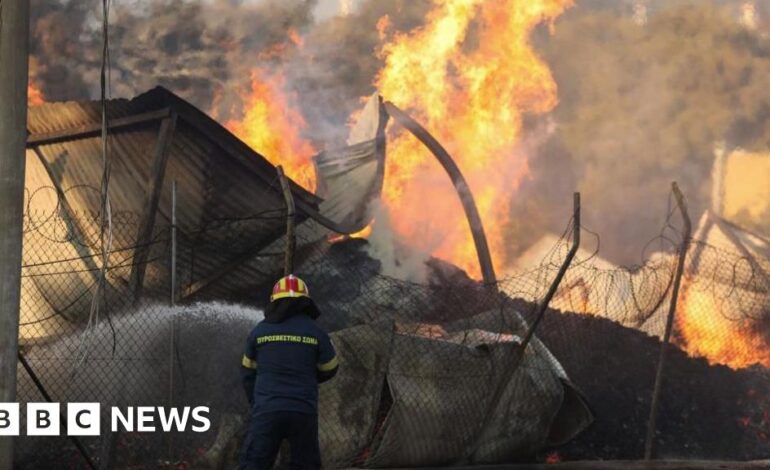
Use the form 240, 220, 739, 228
27, 108, 171, 146
130, 112, 178, 302
383, 101, 497, 284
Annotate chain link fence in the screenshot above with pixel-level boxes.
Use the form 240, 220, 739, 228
14, 195, 770, 468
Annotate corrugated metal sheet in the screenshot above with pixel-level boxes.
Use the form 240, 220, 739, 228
23, 86, 386, 335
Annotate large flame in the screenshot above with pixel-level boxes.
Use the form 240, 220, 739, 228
673, 149, 770, 369
677, 279, 770, 369
374, 0, 572, 277
225, 68, 317, 192
226, 0, 571, 278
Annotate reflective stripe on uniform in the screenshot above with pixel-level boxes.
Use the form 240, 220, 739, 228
242, 355, 257, 369
317, 355, 338, 372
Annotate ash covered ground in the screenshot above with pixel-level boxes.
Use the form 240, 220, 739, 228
302, 239, 770, 462
529, 307, 770, 461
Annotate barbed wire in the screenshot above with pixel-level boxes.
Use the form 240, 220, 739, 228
13, 191, 770, 467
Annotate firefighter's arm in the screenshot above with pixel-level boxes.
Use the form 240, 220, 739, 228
317, 332, 338, 383
241, 329, 258, 405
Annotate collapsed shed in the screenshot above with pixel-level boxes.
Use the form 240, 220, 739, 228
21, 86, 385, 340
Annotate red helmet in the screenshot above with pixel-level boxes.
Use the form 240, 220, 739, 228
270, 274, 310, 302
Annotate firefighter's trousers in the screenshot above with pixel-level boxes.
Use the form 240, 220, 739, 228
238, 410, 321, 470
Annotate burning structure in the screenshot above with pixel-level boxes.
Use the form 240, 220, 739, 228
21, 86, 385, 338
18, 87, 594, 467
15, 0, 770, 467
504, 146, 770, 372
19, 84, 770, 468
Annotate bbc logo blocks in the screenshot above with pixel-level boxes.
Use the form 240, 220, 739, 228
26, 403, 60, 436
68, 403, 101, 436
1, 403, 100, 436
0, 403, 19, 436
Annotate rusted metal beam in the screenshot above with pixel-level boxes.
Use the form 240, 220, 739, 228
27, 108, 171, 146
130, 112, 178, 303
276, 165, 297, 275
383, 101, 497, 285
645, 182, 692, 460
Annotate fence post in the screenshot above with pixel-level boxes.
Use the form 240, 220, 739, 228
0, 1, 30, 468
644, 182, 691, 460
168, 180, 177, 459
276, 166, 296, 275
520, 192, 581, 351
171, 180, 177, 306
459, 193, 580, 463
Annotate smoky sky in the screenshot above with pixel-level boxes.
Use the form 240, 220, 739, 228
519, 0, 770, 265
30, 0, 320, 110
28, 0, 770, 267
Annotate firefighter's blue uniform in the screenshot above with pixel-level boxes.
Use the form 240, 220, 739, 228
238, 296, 338, 470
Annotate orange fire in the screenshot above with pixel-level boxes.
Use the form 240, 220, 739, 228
227, 0, 572, 278
329, 222, 374, 243
374, 0, 572, 277
28, 81, 45, 106
677, 279, 770, 369
376, 15, 391, 41
225, 69, 317, 192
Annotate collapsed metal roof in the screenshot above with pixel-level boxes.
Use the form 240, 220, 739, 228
22, 87, 387, 338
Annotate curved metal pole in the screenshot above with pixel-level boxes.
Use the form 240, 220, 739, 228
383, 102, 497, 285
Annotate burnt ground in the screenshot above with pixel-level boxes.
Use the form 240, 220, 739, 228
303, 240, 770, 463
513, 300, 770, 462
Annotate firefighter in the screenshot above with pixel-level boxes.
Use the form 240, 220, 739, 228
238, 274, 338, 470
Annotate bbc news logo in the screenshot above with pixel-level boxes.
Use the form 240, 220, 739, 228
0, 403, 211, 436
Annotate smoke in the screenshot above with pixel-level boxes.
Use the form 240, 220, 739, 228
30, 0, 318, 110
512, 0, 770, 265
29, 0, 770, 270
364, 199, 433, 283
282, 0, 431, 144
29, 0, 428, 143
